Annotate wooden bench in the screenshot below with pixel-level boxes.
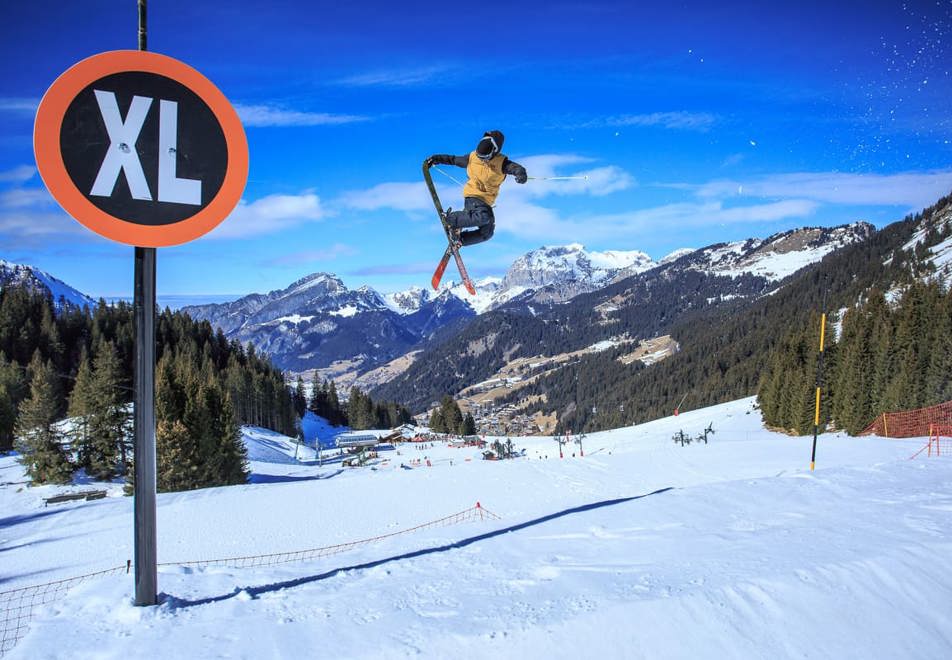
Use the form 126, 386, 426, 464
43, 490, 108, 506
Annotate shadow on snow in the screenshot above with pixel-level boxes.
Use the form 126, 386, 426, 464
167, 486, 675, 609
248, 469, 346, 485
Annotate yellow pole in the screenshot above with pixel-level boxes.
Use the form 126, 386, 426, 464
810, 312, 827, 472
883, 412, 888, 438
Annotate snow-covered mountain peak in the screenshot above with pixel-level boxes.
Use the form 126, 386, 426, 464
0, 260, 95, 310
660, 248, 697, 265
384, 286, 431, 315
285, 272, 345, 297
589, 249, 654, 271
503, 244, 655, 293
682, 222, 875, 282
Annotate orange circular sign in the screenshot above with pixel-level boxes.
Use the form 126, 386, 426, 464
34, 50, 248, 247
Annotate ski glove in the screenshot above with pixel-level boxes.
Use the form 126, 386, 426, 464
504, 160, 528, 184
427, 154, 459, 167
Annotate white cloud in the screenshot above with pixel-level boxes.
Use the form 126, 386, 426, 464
327, 159, 952, 253
607, 112, 717, 131
338, 155, 635, 217
0, 165, 36, 183
0, 208, 95, 247
492, 198, 570, 240
337, 181, 432, 213
334, 65, 455, 88
0, 183, 95, 247
0, 188, 53, 208
515, 155, 635, 198
235, 104, 369, 127
208, 193, 326, 239
564, 111, 717, 132
0, 183, 327, 245
692, 170, 952, 208
0, 97, 39, 113
494, 198, 819, 244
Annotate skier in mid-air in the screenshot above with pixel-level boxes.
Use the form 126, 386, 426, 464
425, 130, 528, 247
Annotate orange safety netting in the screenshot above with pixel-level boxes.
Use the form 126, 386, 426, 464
860, 399, 952, 438
908, 425, 951, 460
0, 502, 499, 657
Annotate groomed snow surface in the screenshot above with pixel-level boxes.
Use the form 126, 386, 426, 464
2, 397, 951, 659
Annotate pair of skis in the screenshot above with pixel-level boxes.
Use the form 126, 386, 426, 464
424, 161, 476, 296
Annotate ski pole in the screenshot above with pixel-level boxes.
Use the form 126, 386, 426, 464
526, 175, 590, 181
432, 166, 466, 188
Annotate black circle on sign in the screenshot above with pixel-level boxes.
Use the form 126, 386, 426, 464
60, 71, 227, 226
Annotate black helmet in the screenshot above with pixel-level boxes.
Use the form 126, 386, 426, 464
476, 130, 504, 160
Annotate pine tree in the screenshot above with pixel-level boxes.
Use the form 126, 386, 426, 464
0, 353, 25, 452
156, 419, 201, 492
327, 381, 342, 425
439, 395, 463, 435
461, 412, 477, 435
789, 316, 822, 435
67, 351, 96, 470
87, 341, 130, 480
429, 408, 445, 432
308, 372, 326, 417
155, 358, 202, 491
925, 288, 952, 403
216, 394, 249, 486
293, 376, 307, 418
0, 381, 17, 453
881, 283, 927, 410
830, 305, 874, 434
385, 402, 399, 428
869, 291, 898, 412
197, 379, 247, 486
348, 386, 375, 430
39, 304, 65, 376
15, 352, 73, 484
757, 345, 786, 427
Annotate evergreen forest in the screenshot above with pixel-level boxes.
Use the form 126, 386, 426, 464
758, 280, 952, 435
0, 287, 297, 490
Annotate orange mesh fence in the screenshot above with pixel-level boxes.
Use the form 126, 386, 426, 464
908, 425, 952, 460
163, 502, 500, 570
931, 425, 951, 457
0, 502, 499, 657
860, 399, 952, 438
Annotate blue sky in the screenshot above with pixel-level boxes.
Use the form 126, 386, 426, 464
2, 0, 951, 301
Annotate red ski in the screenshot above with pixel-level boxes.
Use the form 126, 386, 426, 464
424, 161, 476, 295
431, 246, 451, 291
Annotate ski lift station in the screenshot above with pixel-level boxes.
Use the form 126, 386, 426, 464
334, 432, 380, 450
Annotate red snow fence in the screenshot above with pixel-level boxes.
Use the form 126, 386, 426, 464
908, 425, 952, 460
0, 502, 499, 657
167, 502, 499, 570
860, 399, 952, 438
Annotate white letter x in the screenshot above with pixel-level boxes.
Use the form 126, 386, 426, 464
90, 90, 153, 201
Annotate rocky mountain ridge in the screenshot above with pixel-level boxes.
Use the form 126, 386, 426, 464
180, 223, 875, 375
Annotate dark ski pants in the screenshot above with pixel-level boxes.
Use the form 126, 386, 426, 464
446, 197, 495, 246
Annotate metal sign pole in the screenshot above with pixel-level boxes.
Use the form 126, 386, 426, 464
133, 247, 157, 605
133, 0, 158, 607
